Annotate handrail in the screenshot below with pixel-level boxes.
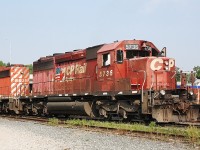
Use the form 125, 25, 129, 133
132, 70, 146, 103
152, 70, 176, 90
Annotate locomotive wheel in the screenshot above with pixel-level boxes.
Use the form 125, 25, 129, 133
24, 105, 30, 116
99, 108, 108, 118
2, 102, 9, 114
118, 108, 127, 119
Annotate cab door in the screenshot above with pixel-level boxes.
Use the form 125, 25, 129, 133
96, 51, 115, 94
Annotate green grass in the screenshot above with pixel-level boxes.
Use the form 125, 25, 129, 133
185, 126, 200, 142
63, 119, 200, 144
48, 117, 59, 126
47, 118, 200, 145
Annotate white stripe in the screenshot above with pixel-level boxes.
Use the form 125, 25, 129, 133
11, 85, 18, 95
11, 83, 23, 95
11, 67, 20, 80
11, 83, 18, 89
11, 68, 23, 82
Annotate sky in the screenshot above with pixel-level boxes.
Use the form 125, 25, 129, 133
0, 0, 199, 71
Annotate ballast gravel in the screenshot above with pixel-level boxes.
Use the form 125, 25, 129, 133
0, 118, 194, 150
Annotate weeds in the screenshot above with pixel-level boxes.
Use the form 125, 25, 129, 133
185, 126, 200, 142
63, 119, 200, 144
48, 118, 59, 126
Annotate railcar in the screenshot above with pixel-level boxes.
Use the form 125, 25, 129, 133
0, 39, 199, 123
0, 65, 29, 114
32, 39, 200, 122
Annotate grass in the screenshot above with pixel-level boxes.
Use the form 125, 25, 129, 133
48, 117, 59, 126
63, 119, 200, 144
185, 126, 200, 142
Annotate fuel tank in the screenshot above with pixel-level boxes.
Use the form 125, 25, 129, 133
47, 101, 97, 117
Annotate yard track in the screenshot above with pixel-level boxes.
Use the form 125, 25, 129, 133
1, 114, 200, 141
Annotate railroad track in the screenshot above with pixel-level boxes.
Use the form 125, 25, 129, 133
1, 114, 200, 127
1, 114, 200, 139
0, 115, 49, 123
0, 114, 186, 139
158, 121, 200, 128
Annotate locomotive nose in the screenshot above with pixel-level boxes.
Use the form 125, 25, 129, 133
150, 58, 175, 71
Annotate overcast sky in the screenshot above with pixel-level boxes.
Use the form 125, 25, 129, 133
0, 0, 199, 70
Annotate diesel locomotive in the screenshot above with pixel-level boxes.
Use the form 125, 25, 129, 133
0, 39, 199, 123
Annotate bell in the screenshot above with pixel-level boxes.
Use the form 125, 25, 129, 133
142, 42, 147, 48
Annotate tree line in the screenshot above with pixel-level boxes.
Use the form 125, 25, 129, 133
0, 60, 33, 74
176, 66, 200, 82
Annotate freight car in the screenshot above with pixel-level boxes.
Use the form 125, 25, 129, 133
0, 39, 200, 123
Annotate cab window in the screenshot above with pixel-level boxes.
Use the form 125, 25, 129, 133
126, 50, 149, 59
116, 50, 123, 63
102, 53, 110, 66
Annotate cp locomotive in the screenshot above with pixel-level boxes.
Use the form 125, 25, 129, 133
0, 39, 199, 123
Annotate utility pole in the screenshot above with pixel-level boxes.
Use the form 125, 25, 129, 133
9, 40, 12, 65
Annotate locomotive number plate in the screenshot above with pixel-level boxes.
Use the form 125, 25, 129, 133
125, 44, 139, 50
99, 70, 113, 78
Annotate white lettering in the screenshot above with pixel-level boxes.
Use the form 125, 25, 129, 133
99, 69, 113, 77
150, 58, 163, 71
169, 59, 175, 70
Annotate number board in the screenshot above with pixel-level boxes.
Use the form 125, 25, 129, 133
125, 44, 139, 50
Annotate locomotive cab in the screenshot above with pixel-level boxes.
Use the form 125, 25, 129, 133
96, 40, 200, 122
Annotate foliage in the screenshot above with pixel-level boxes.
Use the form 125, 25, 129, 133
0, 60, 6, 67
176, 66, 198, 83
175, 67, 181, 81
48, 118, 59, 126
26, 64, 33, 74
193, 66, 200, 79
6, 62, 10, 66
185, 126, 200, 142
62, 119, 200, 145
149, 121, 156, 128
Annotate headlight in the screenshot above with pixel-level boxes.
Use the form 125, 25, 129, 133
164, 66, 169, 70
189, 91, 193, 96
165, 61, 169, 65
160, 90, 166, 96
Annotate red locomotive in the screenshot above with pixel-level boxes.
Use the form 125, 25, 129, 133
0, 65, 29, 114
0, 39, 199, 123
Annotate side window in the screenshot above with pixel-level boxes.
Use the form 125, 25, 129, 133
116, 50, 123, 63
102, 53, 110, 66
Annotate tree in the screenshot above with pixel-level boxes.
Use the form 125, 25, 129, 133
176, 67, 192, 83
176, 66, 181, 81
0, 60, 6, 67
26, 64, 33, 74
193, 66, 200, 79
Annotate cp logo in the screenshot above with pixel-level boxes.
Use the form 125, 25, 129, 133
150, 58, 175, 71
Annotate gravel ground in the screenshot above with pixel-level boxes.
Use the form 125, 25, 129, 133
0, 118, 195, 150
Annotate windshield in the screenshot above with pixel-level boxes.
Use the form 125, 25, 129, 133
126, 50, 150, 59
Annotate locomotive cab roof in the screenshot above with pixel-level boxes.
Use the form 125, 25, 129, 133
97, 40, 160, 57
